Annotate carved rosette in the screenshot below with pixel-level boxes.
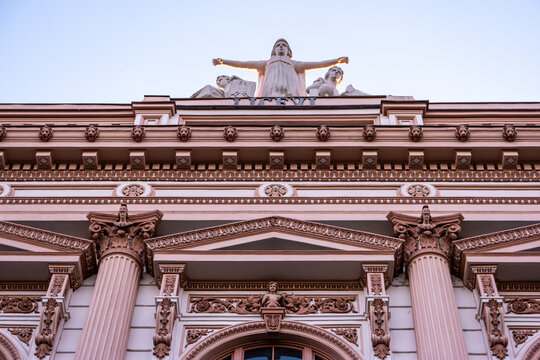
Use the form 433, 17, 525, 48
153, 264, 185, 359
38, 125, 53, 142
387, 205, 463, 265
84, 125, 99, 142
269, 125, 284, 142
363, 125, 376, 141
223, 126, 238, 142
316, 125, 331, 141
35, 269, 72, 359
177, 125, 192, 142
88, 204, 162, 267
502, 124, 517, 142
131, 125, 145, 142
0, 125, 6, 141
408, 125, 423, 142
455, 124, 470, 142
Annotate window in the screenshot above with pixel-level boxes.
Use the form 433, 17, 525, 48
219, 345, 329, 360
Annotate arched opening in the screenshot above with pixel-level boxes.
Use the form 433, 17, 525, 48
520, 333, 540, 360
182, 321, 362, 360
0, 333, 22, 360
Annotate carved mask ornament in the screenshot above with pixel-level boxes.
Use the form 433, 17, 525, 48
316, 125, 331, 141
269, 125, 284, 142
363, 125, 376, 141
408, 125, 423, 142
455, 124, 470, 142
223, 126, 238, 142
177, 125, 192, 142
85, 125, 100, 142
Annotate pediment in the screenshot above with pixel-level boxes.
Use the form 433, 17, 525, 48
145, 216, 404, 253
452, 223, 540, 280
0, 220, 97, 276
453, 222, 540, 254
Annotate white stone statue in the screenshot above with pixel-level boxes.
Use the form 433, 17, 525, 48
213, 39, 348, 97
306, 66, 344, 96
340, 84, 371, 96
191, 75, 255, 98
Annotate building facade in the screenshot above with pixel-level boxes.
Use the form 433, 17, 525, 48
0, 95, 539, 360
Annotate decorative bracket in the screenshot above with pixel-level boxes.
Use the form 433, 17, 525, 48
34, 265, 74, 359
472, 266, 508, 360
153, 264, 186, 359
261, 307, 285, 333
363, 265, 391, 359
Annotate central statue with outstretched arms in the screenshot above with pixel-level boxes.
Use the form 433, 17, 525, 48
213, 38, 348, 97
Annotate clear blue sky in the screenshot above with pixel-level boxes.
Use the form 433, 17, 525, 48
1, 0, 539, 103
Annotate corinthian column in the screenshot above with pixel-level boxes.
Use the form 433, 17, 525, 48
388, 206, 468, 360
75, 204, 162, 360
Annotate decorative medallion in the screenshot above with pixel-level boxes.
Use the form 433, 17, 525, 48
131, 125, 146, 142
223, 126, 238, 142
0, 183, 11, 197
38, 125, 53, 142
269, 125, 284, 142
84, 125, 99, 142
177, 125, 192, 142
400, 183, 436, 197
258, 183, 294, 197
115, 182, 152, 197
316, 125, 331, 141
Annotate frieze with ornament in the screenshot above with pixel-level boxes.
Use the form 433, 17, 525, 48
0, 296, 40, 313
184, 280, 361, 291
189, 295, 357, 315
505, 297, 540, 314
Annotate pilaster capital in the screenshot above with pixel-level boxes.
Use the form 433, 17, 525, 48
467, 264, 498, 291
87, 204, 163, 268
387, 205, 463, 267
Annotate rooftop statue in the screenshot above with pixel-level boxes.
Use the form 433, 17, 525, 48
191, 75, 255, 98
213, 38, 348, 97
306, 66, 344, 96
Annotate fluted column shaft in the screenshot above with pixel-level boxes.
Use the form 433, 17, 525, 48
75, 253, 141, 360
408, 250, 468, 360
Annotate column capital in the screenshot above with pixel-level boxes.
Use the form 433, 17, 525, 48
387, 205, 463, 267
88, 204, 163, 268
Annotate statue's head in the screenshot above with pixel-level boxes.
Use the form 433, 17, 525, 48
268, 281, 278, 293
117, 203, 128, 221
216, 75, 231, 90
325, 66, 344, 85
272, 39, 292, 57
421, 205, 431, 223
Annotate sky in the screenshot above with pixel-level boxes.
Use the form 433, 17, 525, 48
1, 0, 539, 103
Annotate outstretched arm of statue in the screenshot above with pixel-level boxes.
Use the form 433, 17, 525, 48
296, 57, 349, 71
212, 58, 265, 70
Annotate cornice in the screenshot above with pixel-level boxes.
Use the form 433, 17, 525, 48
0, 220, 96, 276
2, 169, 538, 183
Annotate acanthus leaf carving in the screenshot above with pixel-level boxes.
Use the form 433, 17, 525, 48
0, 296, 40, 313
512, 329, 538, 347
505, 297, 540, 314
387, 205, 462, 265
185, 329, 214, 347
331, 328, 358, 345
88, 203, 162, 266
8, 327, 34, 345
